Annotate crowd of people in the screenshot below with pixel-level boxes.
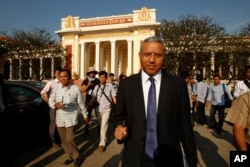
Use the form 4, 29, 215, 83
1, 36, 250, 167
40, 36, 197, 167
41, 65, 126, 166
182, 65, 250, 153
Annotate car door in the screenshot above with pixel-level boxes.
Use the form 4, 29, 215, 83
5, 83, 50, 149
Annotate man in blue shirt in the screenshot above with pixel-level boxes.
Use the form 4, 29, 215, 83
206, 74, 233, 134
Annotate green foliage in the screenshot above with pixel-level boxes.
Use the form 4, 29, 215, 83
160, 14, 250, 80
0, 28, 64, 80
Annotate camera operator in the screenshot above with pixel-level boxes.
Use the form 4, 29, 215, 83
81, 67, 100, 136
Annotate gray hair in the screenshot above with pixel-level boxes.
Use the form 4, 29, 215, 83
140, 36, 165, 52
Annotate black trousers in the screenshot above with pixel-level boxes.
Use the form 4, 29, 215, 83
209, 105, 225, 133
196, 101, 206, 125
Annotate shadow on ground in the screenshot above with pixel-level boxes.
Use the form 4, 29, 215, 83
15, 113, 116, 167
194, 129, 231, 167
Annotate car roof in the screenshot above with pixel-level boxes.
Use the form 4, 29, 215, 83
5, 80, 46, 90
4, 81, 44, 92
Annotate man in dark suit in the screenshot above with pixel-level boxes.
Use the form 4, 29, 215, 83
113, 36, 197, 167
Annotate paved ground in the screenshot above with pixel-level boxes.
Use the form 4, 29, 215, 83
17, 107, 236, 167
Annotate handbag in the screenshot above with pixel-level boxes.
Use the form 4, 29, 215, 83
87, 86, 100, 110
222, 84, 232, 108
87, 96, 99, 110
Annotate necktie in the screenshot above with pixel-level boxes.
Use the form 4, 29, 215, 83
145, 77, 158, 159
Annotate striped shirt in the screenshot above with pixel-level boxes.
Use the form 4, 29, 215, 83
48, 83, 87, 127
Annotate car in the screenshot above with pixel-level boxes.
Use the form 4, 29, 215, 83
0, 81, 50, 160
6, 80, 47, 89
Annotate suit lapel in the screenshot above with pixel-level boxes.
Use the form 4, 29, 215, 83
157, 72, 169, 117
134, 73, 147, 118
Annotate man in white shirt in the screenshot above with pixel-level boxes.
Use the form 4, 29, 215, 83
92, 71, 116, 152
233, 66, 250, 98
108, 72, 118, 95
195, 75, 208, 126
41, 67, 62, 147
49, 69, 88, 167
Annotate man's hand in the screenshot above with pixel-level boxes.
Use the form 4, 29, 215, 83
114, 125, 128, 140
84, 118, 89, 125
41, 93, 49, 102
191, 95, 197, 102
54, 102, 63, 109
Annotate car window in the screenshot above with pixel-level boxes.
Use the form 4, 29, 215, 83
8, 85, 41, 104
6, 81, 46, 90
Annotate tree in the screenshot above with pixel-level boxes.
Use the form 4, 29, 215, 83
159, 14, 226, 77
212, 34, 250, 81
240, 23, 250, 35
0, 28, 64, 80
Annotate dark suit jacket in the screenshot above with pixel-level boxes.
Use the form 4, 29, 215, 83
113, 70, 197, 167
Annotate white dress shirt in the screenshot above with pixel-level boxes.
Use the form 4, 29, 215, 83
233, 80, 250, 98
141, 70, 161, 117
196, 81, 208, 103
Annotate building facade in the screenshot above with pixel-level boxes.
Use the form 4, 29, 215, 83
56, 7, 160, 79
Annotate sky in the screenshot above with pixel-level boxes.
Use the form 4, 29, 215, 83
1, 0, 250, 41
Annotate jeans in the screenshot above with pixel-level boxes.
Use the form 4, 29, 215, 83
209, 105, 225, 133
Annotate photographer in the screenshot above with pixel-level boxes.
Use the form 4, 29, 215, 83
81, 67, 100, 136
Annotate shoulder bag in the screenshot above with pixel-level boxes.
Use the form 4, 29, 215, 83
100, 85, 116, 123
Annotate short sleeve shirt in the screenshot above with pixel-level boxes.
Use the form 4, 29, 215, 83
225, 92, 250, 143
93, 82, 116, 112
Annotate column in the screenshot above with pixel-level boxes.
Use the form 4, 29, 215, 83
74, 36, 80, 74
127, 39, 133, 76
80, 43, 85, 79
40, 57, 43, 80
19, 57, 22, 80
203, 67, 206, 79
62, 45, 66, 68
106, 50, 110, 72
95, 41, 100, 71
99, 44, 104, 71
115, 46, 118, 78
118, 49, 123, 76
51, 57, 55, 78
110, 40, 116, 73
29, 59, 32, 78
86, 44, 91, 71
9, 59, 13, 80
210, 51, 215, 78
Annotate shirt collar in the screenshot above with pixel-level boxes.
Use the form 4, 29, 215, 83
141, 70, 161, 84
55, 78, 60, 83
59, 83, 72, 89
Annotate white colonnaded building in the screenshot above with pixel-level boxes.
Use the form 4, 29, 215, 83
56, 6, 160, 79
